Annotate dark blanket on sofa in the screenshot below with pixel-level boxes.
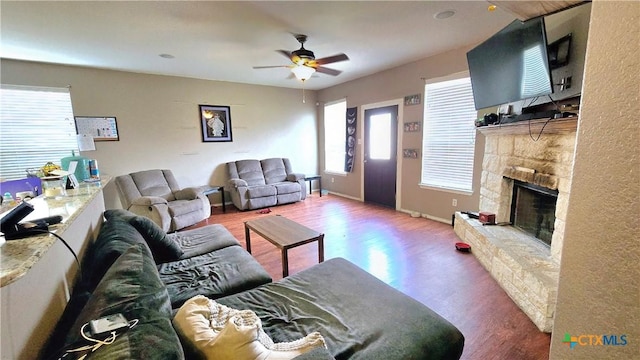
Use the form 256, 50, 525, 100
217, 258, 464, 360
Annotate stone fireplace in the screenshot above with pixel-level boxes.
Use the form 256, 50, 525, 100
454, 117, 577, 332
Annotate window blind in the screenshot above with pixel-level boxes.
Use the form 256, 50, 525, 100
421, 77, 476, 193
0, 85, 78, 181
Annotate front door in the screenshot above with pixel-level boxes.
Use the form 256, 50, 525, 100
363, 105, 398, 208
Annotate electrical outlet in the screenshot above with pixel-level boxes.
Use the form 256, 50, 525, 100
452, 199, 457, 207
331, 177, 335, 183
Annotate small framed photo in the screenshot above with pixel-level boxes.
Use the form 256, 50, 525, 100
404, 122, 421, 132
403, 149, 419, 159
404, 94, 421, 106
199, 105, 232, 142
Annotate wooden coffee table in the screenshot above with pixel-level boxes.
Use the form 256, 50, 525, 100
244, 215, 324, 277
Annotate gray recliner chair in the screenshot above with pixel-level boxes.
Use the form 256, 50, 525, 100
115, 169, 211, 232
226, 158, 306, 211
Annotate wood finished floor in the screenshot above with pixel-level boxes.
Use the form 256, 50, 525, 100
186, 193, 551, 360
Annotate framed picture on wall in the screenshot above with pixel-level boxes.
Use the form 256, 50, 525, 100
403, 149, 419, 158
403, 122, 421, 132
74, 116, 119, 141
404, 94, 421, 106
199, 105, 232, 142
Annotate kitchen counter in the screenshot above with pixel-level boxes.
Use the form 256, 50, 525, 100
0, 177, 110, 287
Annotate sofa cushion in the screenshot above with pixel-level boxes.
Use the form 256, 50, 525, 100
277, 192, 301, 205
262, 158, 288, 184
274, 182, 300, 195
104, 209, 184, 263
168, 198, 205, 216
249, 196, 277, 209
168, 224, 241, 259
235, 160, 266, 186
217, 258, 465, 360
57, 244, 184, 359
247, 184, 277, 198
158, 245, 272, 308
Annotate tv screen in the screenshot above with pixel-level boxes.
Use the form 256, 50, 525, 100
467, 18, 553, 110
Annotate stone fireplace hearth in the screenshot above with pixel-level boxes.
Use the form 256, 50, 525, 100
454, 117, 577, 332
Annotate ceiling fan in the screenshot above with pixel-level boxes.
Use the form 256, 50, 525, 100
253, 34, 349, 81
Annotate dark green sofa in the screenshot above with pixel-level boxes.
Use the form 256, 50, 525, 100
42, 210, 464, 359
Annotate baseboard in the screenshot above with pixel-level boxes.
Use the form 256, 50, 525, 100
422, 214, 451, 224
324, 191, 362, 202
398, 208, 451, 225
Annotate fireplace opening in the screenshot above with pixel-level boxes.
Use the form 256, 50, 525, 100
510, 180, 559, 246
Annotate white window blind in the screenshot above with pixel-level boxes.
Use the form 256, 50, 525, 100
324, 99, 347, 173
421, 77, 476, 193
0, 85, 78, 181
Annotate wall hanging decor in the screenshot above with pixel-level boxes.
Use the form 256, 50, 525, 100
74, 116, 119, 141
199, 105, 232, 142
404, 122, 421, 132
404, 94, 421, 106
403, 149, 419, 159
344, 107, 357, 172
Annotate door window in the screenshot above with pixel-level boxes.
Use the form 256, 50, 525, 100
368, 113, 391, 160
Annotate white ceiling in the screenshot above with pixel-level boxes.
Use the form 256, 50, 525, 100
0, 1, 518, 90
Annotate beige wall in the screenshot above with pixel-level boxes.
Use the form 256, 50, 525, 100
317, 46, 484, 222
550, 1, 639, 359
0, 60, 319, 209
315, 4, 591, 223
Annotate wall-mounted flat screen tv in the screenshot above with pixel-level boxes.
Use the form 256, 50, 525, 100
467, 18, 553, 110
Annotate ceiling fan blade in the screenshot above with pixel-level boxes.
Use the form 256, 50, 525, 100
314, 53, 349, 65
252, 65, 292, 69
277, 50, 292, 59
315, 66, 342, 76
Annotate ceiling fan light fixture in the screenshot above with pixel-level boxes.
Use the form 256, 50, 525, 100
291, 65, 316, 81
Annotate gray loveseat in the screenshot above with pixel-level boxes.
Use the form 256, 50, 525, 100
226, 158, 306, 210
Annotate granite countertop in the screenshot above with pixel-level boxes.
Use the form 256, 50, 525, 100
0, 177, 110, 287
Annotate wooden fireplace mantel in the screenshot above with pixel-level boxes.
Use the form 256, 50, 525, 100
477, 116, 578, 136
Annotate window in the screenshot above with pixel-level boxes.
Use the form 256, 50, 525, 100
0, 85, 78, 181
421, 77, 476, 193
323, 99, 347, 173
368, 113, 391, 160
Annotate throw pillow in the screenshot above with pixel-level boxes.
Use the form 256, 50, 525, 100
81, 217, 148, 291
103, 209, 184, 263
173, 295, 326, 360
128, 215, 183, 262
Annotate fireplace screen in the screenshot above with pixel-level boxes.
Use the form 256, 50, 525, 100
510, 181, 558, 246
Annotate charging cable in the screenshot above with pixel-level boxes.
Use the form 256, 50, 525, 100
57, 319, 138, 360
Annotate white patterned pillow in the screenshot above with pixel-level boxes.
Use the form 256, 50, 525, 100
173, 295, 326, 360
